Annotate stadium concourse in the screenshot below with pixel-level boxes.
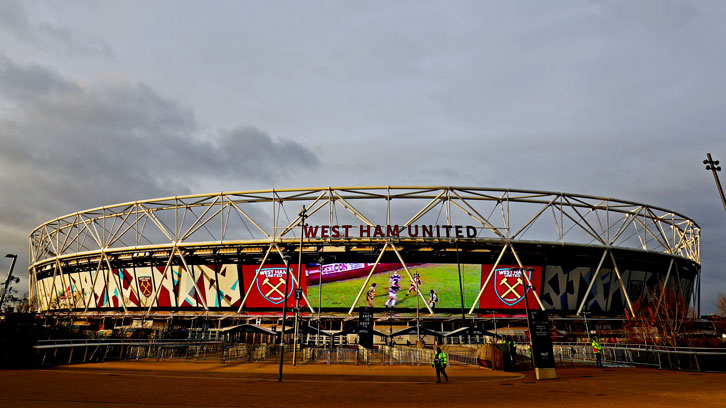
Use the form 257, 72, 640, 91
0, 361, 725, 407
27, 187, 701, 342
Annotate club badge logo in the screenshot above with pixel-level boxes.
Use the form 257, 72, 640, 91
138, 276, 153, 298
494, 268, 530, 306
255, 268, 294, 304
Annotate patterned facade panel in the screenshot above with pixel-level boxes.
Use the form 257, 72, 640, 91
151, 266, 176, 308
75, 270, 95, 309
54, 272, 76, 309
91, 267, 109, 308
216, 263, 241, 308
192, 265, 226, 308
540, 262, 689, 314
113, 268, 140, 308
37, 275, 57, 311
172, 266, 197, 308
64, 272, 85, 310
134, 266, 156, 308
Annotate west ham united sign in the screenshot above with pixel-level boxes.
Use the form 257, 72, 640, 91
255, 267, 295, 304
138, 276, 153, 298
495, 268, 531, 306
479, 264, 543, 310
242, 264, 307, 308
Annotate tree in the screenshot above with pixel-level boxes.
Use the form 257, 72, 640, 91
717, 292, 726, 318
631, 285, 695, 348
2, 288, 31, 313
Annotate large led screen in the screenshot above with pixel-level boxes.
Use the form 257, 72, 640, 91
305, 263, 481, 309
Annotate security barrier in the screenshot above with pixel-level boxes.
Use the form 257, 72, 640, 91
42, 339, 726, 372
552, 343, 726, 372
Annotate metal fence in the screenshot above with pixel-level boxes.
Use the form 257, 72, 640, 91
44, 338, 726, 371
35, 339, 228, 366
296, 346, 476, 366
222, 344, 282, 363
552, 343, 726, 372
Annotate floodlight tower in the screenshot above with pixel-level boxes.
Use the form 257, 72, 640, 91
0, 254, 18, 311
704, 153, 726, 214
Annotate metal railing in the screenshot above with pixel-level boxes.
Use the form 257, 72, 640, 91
552, 342, 726, 372
297, 346, 476, 366
35, 338, 227, 366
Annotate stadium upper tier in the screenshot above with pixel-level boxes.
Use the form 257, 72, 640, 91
28, 186, 701, 315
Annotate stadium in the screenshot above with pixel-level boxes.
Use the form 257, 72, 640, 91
28, 186, 701, 342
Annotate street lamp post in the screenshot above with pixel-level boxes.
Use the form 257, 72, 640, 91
278, 255, 292, 382
520, 268, 535, 369
582, 311, 591, 339
0, 254, 18, 312
317, 256, 323, 347
704, 153, 726, 214
293, 205, 306, 366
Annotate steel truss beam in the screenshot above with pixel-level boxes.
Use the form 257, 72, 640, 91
28, 187, 700, 314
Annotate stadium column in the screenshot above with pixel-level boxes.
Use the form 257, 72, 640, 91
45, 258, 59, 311
273, 244, 315, 314
347, 243, 389, 315
608, 251, 635, 316
655, 258, 675, 310
56, 258, 77, 312
146, 249, 177, 314
576, 249, 609, 316
83, 255, 106, 312
104, 254, 128, 313
510, 245, 546, 311
177, 249, 208, 311
468, 244, 508, 314
391, 244, 433, 314
237, 244, 273, 312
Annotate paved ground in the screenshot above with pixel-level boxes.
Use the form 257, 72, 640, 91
0, 361, 724, 407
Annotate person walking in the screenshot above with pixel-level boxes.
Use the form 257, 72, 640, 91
508, 337, 517, 370
592, 337, 603, 368
432, 346, 448, 383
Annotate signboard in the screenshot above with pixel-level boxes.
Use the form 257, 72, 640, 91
306, 263, 481, 309
303, 224, 478, 239
241, 264, 307, 308
528, 309, 555, 369
479, 264, 543, 310
358, 308, 374, 348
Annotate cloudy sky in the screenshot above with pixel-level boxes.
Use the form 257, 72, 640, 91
1, 0, 725, 313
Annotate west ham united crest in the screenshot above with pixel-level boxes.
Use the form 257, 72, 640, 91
255, 268, 294, 304
138, 276, 153, 298
494, 268, 530, 306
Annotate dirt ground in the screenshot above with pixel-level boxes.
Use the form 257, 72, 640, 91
0, 360, 724, 408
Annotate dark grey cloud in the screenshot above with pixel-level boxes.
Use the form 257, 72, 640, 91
0, 0, 113, 57
0, 56, 319, 276
1, 1, 725, 314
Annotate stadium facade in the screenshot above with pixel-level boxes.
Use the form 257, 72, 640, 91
28, 187, 701, 325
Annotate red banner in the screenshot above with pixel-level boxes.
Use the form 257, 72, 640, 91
242, 264, 307, 308
479, 264, 543, 310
